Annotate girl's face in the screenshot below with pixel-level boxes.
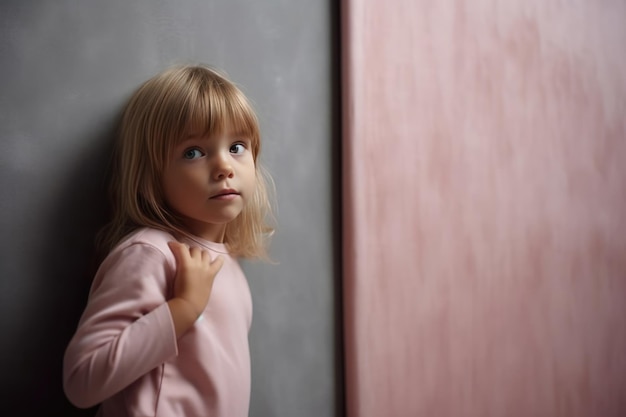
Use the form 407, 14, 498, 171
161, 130, 257, 242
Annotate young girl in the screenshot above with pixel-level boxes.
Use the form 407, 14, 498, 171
63, 64, 273, 417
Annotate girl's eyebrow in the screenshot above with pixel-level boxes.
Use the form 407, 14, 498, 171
179, 131, 252, 144
176, 136, 208, 149
184, 132, 204, 139
231, 133, 254, 142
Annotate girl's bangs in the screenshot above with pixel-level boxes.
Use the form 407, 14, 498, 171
182, 80, 259, 151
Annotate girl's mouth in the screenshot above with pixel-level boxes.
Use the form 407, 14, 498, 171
210, 189, 240, 200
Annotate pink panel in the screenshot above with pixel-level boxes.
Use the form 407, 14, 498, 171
342, 1, 626, 416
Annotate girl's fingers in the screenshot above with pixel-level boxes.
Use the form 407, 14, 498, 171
188, 246, 203, 259
169, 241, 222, 271
210, 255, 224, 272
167, 241, 188, 262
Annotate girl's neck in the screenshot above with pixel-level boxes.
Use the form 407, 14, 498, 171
180, 219, 226, 243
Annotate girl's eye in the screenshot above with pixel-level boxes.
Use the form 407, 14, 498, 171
230, 143, 246, 154
183, 149, 203, 160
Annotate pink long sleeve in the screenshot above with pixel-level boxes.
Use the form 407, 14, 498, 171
63, 239, 178, 408
63, 228, 252, 417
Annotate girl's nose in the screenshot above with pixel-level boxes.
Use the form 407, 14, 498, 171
213, 152, 234, 180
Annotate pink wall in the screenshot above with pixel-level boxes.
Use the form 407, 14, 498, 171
342, 1, 626, 416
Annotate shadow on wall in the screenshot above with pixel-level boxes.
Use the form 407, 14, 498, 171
8, 116, 121, 416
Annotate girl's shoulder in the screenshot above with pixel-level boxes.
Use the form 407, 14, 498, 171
92, 228, 178, 292
108, 227, 177, 263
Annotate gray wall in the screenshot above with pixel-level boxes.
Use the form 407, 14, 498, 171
0, 1, 341, 416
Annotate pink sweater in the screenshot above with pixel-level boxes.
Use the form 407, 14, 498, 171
63, 228, 252, 417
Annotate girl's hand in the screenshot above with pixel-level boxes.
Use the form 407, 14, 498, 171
166, 241, 224, 338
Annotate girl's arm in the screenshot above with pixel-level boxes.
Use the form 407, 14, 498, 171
63, 241, 220, 408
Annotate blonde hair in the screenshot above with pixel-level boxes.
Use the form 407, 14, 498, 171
99, 64, 274, 259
